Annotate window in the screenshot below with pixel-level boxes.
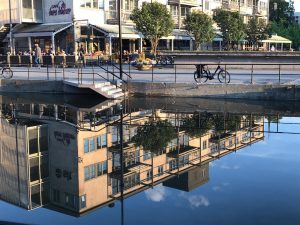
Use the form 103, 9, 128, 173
158, 166, 163, 176
143, 150, 151, 161
146, 170, 152, 181
202, 140, 207, 149
80, 195, 86, 209
89, 138, 95, 152
53, 189, 60, 203
86, 0, 92, 7
65, 193, 76, 209
84, 139, 89, 153
93, 0, 98, 8
85, 161, 108, 181
169, 159, 177, 171
101, 134, 107, 147
96, 136, 101, 149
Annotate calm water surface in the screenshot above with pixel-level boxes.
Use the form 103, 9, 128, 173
0, 96, 299, 225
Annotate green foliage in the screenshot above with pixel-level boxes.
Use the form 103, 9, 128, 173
133, 120, 176, 154
245, 17, 270, 50
271, 20, 300, 49
131, 2, 174, 55
213, 9, 245, 49
183, 112, 242, 137
269, 0, 294, 24
184, 10, 214, 50
183, 112, 214, 137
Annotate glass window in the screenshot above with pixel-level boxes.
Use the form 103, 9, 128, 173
93, 0, 98, 8
146, 170, 152, 181
89, 138, 95, 152
96, 136, 101, 149
101, 134, 107, 147
84, 167, 90, 181
84, 139, 89, 153
90, 165, 96, 179
80, 0, 85, 7
86, 0, 92, 8
158, 166, 163, 176
80, 195, 86, 209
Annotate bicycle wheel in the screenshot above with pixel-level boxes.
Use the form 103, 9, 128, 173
194, 70, 208, 83
2, 67, 13, 79
218, 69, 230, 83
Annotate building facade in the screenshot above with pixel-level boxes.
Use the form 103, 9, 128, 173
0, 0, 269, 55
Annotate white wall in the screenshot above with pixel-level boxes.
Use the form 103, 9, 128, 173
73, 0, 105, 25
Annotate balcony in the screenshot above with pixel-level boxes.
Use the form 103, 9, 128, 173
168, 0, 199, 7
105, 10, 134, 25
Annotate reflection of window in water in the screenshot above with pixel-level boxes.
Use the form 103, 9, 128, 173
143, 150, 151, 161
146, 169, 153, 181
28, 125, 48, 155
158, 165, 164, 176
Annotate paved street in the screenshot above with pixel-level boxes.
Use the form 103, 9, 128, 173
7, 64, 300, 85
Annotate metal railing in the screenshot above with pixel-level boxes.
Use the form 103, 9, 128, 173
2, 59, 300, 86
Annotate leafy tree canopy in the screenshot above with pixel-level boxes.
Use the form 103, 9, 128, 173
213, 9, 245, 49
269, 0, 294, 24
131, 2, 174, 55
184, 10, 214, 50
245, 17, 271, 50
133, 120, 176, 154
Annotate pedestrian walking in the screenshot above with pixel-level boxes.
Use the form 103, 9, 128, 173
34, 43, 42, 68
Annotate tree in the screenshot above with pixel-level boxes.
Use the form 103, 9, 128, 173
133, 120, 176, 154
269, 0, 294, 24
182, 112, 214, 137
271, 19, 300, 49
184, 10, 214, 50
213, 9, 245, 50
245, 17, 270, 50
131, 2, 174, 56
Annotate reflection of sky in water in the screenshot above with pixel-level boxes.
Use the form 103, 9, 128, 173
1, 118, 300, 225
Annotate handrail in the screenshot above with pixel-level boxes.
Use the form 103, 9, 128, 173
98, 64, 129, 84
111, 63, 132, 79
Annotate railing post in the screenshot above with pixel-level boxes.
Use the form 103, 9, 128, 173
174, 64, 177, 83
47, 65, 49, 80
77, 64, 80, 84
81, 66, 83, 84
54, 66, 57, 81
225, 64, 227, 84
251, 64, 254, 84
63, 65, 65, 80
27, 64, 30, 80
151, 64, 154, 82
279, 64, 281, 84
92, 65, 95, 84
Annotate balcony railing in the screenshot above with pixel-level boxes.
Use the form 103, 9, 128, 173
168, 0, 199, 7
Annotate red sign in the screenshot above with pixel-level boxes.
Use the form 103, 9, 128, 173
49, 1, 71, 16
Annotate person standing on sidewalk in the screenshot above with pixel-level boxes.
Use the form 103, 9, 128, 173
34, 43, 42, 68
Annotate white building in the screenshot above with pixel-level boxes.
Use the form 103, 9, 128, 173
0, 0, 269, 54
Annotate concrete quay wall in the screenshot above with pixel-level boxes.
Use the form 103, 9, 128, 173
126, 82, 300, 100
0, 80, 95, 95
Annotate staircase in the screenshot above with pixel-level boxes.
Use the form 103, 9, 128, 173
64, 80, 125, 99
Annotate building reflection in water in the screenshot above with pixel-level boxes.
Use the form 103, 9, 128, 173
0, 98, 265, 217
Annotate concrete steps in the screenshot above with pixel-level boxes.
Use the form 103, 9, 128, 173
63, 80, 125, 99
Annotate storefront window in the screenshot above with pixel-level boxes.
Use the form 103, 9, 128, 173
86, 0, 92, 8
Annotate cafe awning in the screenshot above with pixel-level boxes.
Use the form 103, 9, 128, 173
261, 35, 292, 44
12, 23, 73, 38
90, 24, 143, 39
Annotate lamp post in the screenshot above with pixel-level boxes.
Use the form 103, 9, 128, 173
118, 0, 123, 80
8, 0, 13, 55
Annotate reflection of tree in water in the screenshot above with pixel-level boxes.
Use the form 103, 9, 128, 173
183, 112, 243, 137
133, 120, 176, 154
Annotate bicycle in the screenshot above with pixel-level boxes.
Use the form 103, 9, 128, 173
194, 62, 230, 83
0, 62, 13, 79
156, 55, 175, 65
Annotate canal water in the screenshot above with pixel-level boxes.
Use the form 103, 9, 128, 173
0, 95, 299, 225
